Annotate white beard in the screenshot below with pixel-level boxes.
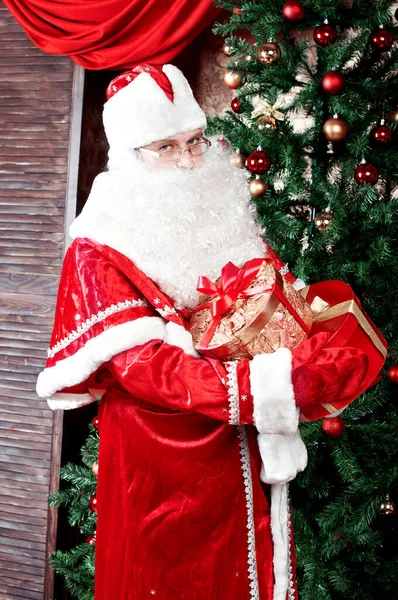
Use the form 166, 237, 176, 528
69, 148, 266, 310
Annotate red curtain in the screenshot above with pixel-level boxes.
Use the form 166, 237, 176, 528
3, 0, 221, 70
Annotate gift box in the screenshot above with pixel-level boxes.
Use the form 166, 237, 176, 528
189, 258, 313, 360
299, 280, 388, 421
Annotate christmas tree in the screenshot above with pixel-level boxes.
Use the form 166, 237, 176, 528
210, 1, 398, 599
49, 2, 398, 598
48, 415, 99, 600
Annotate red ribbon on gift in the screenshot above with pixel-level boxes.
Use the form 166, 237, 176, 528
194, 258, 311, 352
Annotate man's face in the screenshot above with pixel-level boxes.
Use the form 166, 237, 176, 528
138, 128, 206, 169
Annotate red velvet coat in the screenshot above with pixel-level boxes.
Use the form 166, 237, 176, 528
37, 238, 369, 600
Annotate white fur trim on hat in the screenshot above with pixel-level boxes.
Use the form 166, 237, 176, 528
250, 348, 298, 435
103, 64, 207, 151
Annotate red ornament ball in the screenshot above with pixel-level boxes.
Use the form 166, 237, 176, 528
89, 493, 98, 512
231, 97, 242, 113
354, 162, 379, 185
372, 124, 392, 144
282, 0, 305, 21
314, 24, 337, 47
233, 7, 242, 15
246, 150, 271, 174
321, 416, 346, 438
322, 71, 346, 95
86, 533, 96, 545
370, 28, 393, 52
91, 416, 100, 431
388, 365, 398, 384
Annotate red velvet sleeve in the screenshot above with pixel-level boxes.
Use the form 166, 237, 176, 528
292, 334, 369, 408
105, 330, 369, 427
107, 341, 255, 426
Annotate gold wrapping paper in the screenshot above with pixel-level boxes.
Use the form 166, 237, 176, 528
304, 293, 388, 359
190, 261, 313, 360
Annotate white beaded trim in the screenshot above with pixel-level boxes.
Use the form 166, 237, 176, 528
237, 426, 259, 600
226, 362, 240, 425
47, 298, 148, 358
156, 305, 178, 318
287, 491, 296, 600
279, 264, 289, 277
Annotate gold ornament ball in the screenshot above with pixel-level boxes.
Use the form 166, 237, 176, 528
258, 115, 277, 130
224, 70, 243, 89
231, 149, 245, 168
222, 42, 234, 56
315, 210, 334, 231
322, 118, 348, 142
379, 495, 396, 515
258, 43, 281, 64
386, 108, 398, 124
91, 462, 99, 477
249, 177, 267, 197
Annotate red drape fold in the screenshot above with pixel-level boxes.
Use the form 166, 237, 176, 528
3, 0, 221, 70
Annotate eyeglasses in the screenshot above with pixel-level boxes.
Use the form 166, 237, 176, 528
139, 138, 211, 162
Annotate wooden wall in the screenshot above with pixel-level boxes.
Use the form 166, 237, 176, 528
0, 6, 79, 598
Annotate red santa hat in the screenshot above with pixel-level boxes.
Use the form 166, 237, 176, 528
103, 64, 207, 151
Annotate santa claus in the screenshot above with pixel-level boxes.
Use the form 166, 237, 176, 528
36, 64, 368, 600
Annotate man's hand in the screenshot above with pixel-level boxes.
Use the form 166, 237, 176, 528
291, 332, 369, 408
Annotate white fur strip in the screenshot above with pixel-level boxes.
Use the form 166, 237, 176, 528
271, 483, 290, 600
258, 431, 307, 600
250, 348, 298, 435
164, 321, 199, 357
47, 392, 99, 410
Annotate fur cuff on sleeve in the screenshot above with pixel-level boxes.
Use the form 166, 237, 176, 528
292, 277, 306, 291
250, 348, 298, 434
258, 430, 308, 484
164, 322, 199, 357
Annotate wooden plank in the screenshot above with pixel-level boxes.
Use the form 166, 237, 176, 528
0, 272, 60, 296
0, 257, 62, 269
0, 440, 52, 460
0, 560, 45, 580
0, 507, 48, 528
0, 530, 45, 564
0, 411, 53, 429
0, 500, 48, 520
0, 585, 44, 600
0, 434, 51, 454
0, 552, 45, 571
0, 576, 43, 594
0, 358, 48, 372
0, 244, 64, 256
0, 390, 49, 404
0, 526, 47, 547
0, 470, 50, 488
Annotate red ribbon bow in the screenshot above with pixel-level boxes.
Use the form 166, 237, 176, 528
193, 258, 311, 355
196, 258, 266, 318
